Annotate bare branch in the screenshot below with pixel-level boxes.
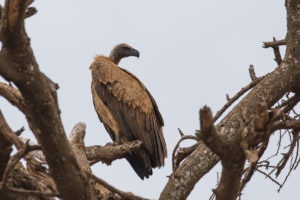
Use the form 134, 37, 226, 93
263, 39, 286, 48
248, 65, 257, 81
275, 131, 298, 177
240, 142, 269, 193
0, 110, 25, 150
0, 82, 27, 115
87, 171, 149, 200
86, 141, 143, 165
68, 122, 86, 147
161, 6, 300, 196
25, 7, 37, 18
173, 143, 198, 172
0, 0, 94, 198
256, 168, 282, 187
199, 106, 245, 200
282, 95, 300, 113
213, 76, 265, 122
0, 141, 40, 189
172, 132, 198, 171
272, 37, 283, 65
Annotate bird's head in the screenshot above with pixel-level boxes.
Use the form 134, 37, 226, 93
109, 43, 140, 65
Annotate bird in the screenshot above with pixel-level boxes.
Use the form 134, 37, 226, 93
90, 43, 167, 179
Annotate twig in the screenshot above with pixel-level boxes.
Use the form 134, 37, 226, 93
275, 131, 298, 177
15, 127, 25, 136
256, 168, 282, 187
248, 65, 257, 81
293, 137, 300, 170
86, 171, 149, 200
266, 130, 282, 161
0, 110, 25, 150
174, 143, 199, 171
276, 131, 299, 192
240, 141, 269, 192
172, 130, 198, 171
25, 7, 37, 18
275, 94, 300, 113
226, 94, 230, 101
271, 37, 283, 65
263, 39, 286, 48
213, 76, 265, 122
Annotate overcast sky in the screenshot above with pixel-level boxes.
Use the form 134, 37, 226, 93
1, 0, 298, 199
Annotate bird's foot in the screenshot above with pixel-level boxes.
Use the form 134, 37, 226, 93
105, 142, 115, 146
105, 141, 121, 146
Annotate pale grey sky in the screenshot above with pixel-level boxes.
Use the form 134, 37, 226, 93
1, 0, 297, 199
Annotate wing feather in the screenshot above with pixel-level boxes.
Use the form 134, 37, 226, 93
90, 56, 167, 168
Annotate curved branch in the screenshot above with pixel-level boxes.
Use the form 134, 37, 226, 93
87, 172, 149, 200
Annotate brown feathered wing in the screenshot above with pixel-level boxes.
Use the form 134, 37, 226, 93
90, 56, 167, 179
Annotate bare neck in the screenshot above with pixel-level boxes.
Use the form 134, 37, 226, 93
109, 53, 121, 65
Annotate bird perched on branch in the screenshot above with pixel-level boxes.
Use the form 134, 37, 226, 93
90, 43, 167, 179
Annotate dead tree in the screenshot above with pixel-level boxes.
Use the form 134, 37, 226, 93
0, 0, 299, 200
161, 1, 300, 199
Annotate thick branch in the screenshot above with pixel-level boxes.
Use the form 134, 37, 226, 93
199, 106, 245, 200
0, 1, 93, 199
160, 141, 219, 200
161, 2, 300, 199
87, 141, 143, 165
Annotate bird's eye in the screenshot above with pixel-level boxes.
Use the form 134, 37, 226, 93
123, 46, 130, 50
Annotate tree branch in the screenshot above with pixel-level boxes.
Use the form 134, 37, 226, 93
213, 75, 265, 122
161, 2, 300, 198
87, 141, 143, 166
0, 82, 27, 114
0, 1, 94, 199
0, 110, 25, 149
0, 141, 40, 189
87, 172, 149, 200
263, 39, 286, 48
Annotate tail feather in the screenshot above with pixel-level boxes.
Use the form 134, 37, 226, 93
126, 151, 153, 180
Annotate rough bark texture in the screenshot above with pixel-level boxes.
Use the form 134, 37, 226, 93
160, 1, 300, 199
86, 141, 143, 165
160, 141, 219, 199
0, 1, 94, 199
0, 1, 299, 200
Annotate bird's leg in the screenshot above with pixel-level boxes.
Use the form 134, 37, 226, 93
105, 133, 122, 146
114, 133, 122, 145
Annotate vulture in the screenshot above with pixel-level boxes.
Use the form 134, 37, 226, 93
90, 43, 167, 179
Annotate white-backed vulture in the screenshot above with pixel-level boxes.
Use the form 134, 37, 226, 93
90, 43, 167, 179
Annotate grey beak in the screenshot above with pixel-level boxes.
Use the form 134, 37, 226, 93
131, 48, 140, 58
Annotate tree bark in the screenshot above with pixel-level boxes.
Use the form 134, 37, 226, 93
0, 1, 95, 199
160, 1, 300, 199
